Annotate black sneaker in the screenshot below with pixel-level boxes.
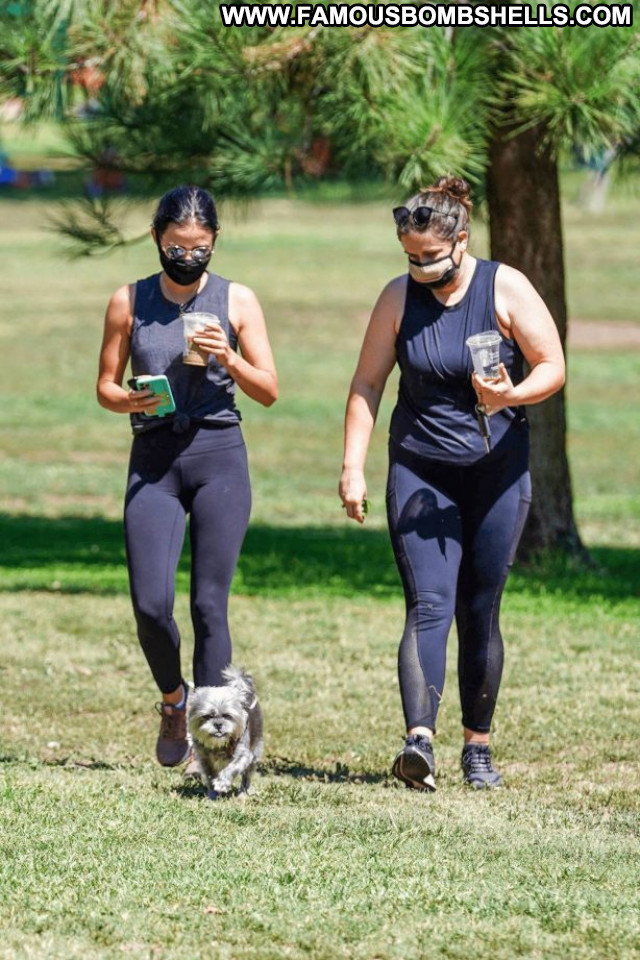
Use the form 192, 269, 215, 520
461, 743, 501, 789
392, 734, 436, 792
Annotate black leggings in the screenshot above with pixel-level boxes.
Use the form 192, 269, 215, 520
124, 424, 251, 693
386, 437, 531, 735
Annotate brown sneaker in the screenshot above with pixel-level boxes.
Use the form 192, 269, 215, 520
155, 699, 190, 767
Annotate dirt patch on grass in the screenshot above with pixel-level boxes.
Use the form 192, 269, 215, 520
568, 320, 640, 350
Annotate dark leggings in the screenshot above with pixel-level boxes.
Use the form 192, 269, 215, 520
386, 437, 531, 734
124, 424, 251, 693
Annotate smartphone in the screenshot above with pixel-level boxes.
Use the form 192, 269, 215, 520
128, 375, 176, 417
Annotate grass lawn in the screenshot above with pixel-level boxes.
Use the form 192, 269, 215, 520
0, 128, 639, 959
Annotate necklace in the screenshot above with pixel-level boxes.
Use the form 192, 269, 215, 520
159, 274, 200, 313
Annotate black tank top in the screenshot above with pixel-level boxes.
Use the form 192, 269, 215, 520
389, 259, 528, 464
129, 271, 241, 435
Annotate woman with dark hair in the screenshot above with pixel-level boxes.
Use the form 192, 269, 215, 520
339, 176, 564, 791
97, 185, 277, 767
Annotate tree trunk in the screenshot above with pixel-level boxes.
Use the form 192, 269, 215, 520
486, 124, 586, 558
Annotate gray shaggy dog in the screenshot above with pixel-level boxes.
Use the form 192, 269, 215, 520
187, 666, 263, 799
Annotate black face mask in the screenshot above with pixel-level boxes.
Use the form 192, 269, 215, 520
422, 262, 460, 290
158, 248, 211, 286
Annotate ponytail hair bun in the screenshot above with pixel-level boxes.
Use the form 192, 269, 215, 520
432, 176, 472, 213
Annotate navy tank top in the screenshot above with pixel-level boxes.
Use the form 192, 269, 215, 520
389, 259, 528, 464
129, 272, 241, 435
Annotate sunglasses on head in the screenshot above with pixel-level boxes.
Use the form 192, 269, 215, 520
392, 206, 458, 229
162, 244, 212, 263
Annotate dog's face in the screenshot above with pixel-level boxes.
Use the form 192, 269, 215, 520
188, 686, 248, 748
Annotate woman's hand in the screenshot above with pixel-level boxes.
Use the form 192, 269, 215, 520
127, 387, 160, 415
339, 467, 368, 524
472, 363, 517, 416
193, 323, 232, 365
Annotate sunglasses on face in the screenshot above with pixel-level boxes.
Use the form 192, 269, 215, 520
162, 244, 212, 263
392, 206, 458, 229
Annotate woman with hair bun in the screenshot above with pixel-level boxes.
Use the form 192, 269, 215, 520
339, 176, 564, 791
97, 185, 277, 768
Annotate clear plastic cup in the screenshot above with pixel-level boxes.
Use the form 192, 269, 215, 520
182, 312, 219, 366
466, 331, 502, 379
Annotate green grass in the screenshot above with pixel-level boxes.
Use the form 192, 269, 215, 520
2, 591, 639, 960
1, 145, 639, 959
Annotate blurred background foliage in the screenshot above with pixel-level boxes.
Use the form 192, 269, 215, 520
2, 0, 640, 555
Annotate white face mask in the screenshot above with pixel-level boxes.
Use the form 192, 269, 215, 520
408, 240, 461, 288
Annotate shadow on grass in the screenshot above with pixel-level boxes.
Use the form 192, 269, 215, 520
0, 513, 400, 598
0, 752, 137, 772
43, 758, 126, 771
0, 513, 638, 604
172, 756, 388, 799
1, 750, 389, 794
261, 755, 388, 785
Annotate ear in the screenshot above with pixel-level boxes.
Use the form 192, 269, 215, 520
151, 227, 158, 245
234, 683, 250, 710
457, 229, 468, 251
241, 680, 258, 710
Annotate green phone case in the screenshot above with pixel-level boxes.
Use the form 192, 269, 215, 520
133, 375, 176, 417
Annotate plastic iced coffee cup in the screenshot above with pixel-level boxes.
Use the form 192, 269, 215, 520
466, 331, 502, 379
182, 312, 219, 366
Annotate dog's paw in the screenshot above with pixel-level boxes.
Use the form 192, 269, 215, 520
212, 778, 231, 795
